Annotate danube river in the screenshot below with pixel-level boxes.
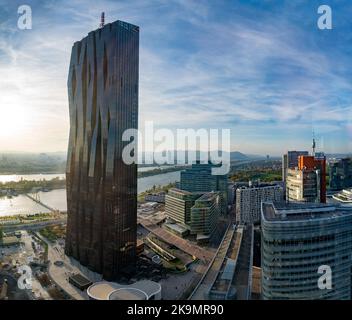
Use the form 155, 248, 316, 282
0, 170, 181, 217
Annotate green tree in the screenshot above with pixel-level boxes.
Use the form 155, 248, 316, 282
0, 227, 3, 240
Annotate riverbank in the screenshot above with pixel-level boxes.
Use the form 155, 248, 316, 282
138, 165, 188, 178
0, 170, 181, 217
0, 165, 184, 197
0, 177, 65, 197
0, 212, 65, 226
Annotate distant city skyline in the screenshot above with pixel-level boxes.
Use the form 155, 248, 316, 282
0, 0, 352, 155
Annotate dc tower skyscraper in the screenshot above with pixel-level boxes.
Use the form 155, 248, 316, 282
65, 19, 139, 280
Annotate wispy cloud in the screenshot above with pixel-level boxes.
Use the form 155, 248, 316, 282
0, 0, 351, 155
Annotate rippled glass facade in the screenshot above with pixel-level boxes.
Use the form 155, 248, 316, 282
261, 202, 352, 300
180, 162, 228, 214
165, 188, 201, 225
65, 20, 139, 280
190, 192, 220, 238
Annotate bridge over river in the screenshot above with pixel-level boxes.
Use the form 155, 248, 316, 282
25, 193, 58, 213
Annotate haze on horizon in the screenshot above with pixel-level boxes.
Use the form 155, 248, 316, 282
0, 0, 351, 156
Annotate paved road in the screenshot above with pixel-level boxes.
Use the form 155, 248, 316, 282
35, 232, 87, 300
3, 218, 66, 233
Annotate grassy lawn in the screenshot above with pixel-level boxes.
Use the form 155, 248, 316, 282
39, 225, 66, 243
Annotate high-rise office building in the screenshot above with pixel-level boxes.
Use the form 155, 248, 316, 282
190, 192, 220, 242
261, 201, 352, 300
235, 183, 283, 224
180, 162, 228, 214
329, 158, 352, 191
165, 188, 220, 242
286, 155, 326, 203
165, 188, 201, 226
300, 155, 326, 203
286, 168, 319, 202
65, 20, 139, 280
282, 151, 309, 183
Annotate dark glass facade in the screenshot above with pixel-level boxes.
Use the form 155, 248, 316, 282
65, 20, 139, 280
329, 158, 352, 191
180, 162, 228, 214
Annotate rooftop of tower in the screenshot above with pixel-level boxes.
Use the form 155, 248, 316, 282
261, 201, 352, 222
73, 19, 139, 46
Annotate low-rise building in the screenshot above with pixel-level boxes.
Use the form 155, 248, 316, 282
164, 222, 190, 238
332, 188, 352, 204
145, 192, 166, 203
87, 280, 161, 300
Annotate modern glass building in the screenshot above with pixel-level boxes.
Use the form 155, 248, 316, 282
65, 20, 139, 280
180, 162, 228, 214
190, 192, 220, 241
329, 158, 352, 191
261, 202, 352, 300
165, 188, 201, 226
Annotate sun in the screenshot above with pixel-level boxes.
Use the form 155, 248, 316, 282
0, 105, 27, 137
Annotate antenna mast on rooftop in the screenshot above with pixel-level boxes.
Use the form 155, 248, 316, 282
99, 12, 105, 28
312, 130, 316, 157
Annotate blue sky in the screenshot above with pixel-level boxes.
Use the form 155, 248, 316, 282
0, 0, 351, 155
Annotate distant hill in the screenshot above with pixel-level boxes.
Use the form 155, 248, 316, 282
0, 151, 267, 174
230, 151, 248, 161
0, 152, 66, 174
141, 150, 264, 164
230, 151, 265, 161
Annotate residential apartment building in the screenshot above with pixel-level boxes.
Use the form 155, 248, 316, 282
236, 184, 283, 224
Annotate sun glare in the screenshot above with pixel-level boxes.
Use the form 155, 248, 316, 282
0, 105, 27, 137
